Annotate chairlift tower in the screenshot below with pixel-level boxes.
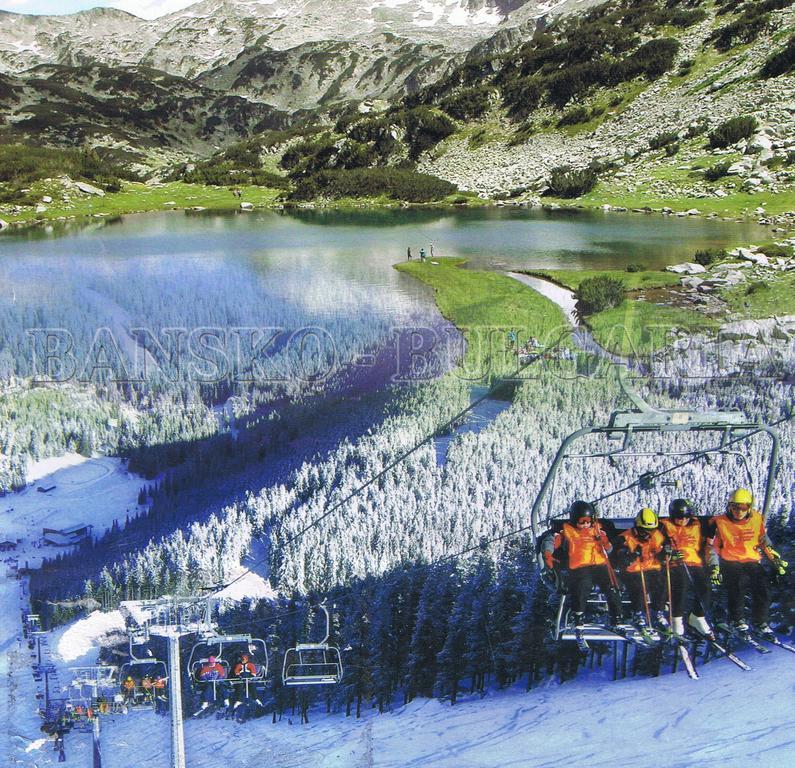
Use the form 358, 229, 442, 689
121, 596, 214, 768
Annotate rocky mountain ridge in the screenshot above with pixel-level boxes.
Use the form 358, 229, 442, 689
0, 0, 590, 80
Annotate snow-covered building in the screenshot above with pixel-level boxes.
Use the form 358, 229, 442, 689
42, 524, 93, 546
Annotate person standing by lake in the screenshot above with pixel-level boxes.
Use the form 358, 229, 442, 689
430, 242, 435, 258
419, 248, 426, 261
407, 246, 412, 261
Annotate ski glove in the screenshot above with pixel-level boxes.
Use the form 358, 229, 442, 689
772, 556, 788, 576
709, 566, 722, 586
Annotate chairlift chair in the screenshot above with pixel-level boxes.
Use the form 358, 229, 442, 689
282, 603, 343, 686
187, 633, 267, 700
530, 367, 780, 643
119, 632, 168, 710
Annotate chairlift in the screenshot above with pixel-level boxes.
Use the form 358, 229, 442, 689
119, 630, 168, 711
282, 603, 343, 686
187, 633, 268, 700
530, 367, 780, 645
68, 666, 122, 715
531, 367, 780, 551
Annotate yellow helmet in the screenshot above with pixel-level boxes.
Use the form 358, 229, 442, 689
635, 508, 658, 529
729, 488, 753, 506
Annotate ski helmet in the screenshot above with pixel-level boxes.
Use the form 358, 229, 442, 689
635, 508, 658, 530
569, 500, 595, 523
669, 498, 695, 520
729, 488, 753, 506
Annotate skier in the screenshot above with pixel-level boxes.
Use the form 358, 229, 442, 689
706, 488, 788, 635
542, 500, 622, 628
152, 673, 168, 715
141, 674, 154, 704
231, 653, 262, 721
659, 498, 713, 636
121, 675, 136, 704
615, 508, 667, 628
194, 655, 229, 715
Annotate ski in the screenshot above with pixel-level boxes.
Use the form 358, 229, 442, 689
611, 624, 659, 648
656, 629, 699, 679
574, 628, 590, 652
676, 643, 699, 679
717, 623, 772, 654
689, 631, 752, 671
749, 630, 795, 654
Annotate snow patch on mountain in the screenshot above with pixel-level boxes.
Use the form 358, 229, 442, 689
55, 609, 126, 663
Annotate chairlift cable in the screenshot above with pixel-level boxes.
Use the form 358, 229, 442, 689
216, 351, 551, 594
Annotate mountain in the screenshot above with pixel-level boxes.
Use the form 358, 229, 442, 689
197, 34, 459, 112
0, 1, 560, 80
0, 63, 289, 166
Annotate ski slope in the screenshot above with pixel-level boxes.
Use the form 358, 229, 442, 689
0, 454, 147, 766
18, 626, 795, 767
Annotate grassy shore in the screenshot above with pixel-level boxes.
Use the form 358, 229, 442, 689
394, 258, 569, 379
518, 268, 716, 356
0, 181, 284, 225
522, 269, 680, 292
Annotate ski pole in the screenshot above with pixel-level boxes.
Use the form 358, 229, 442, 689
639, 558, 652, 629
665, 556, 674, 629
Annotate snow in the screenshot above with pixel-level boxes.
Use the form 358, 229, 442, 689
32, 639, 795, 767
448, 3, 502, 26
26, 452, 89, 484
0, 454, 147, 568
212, 570, 278, 603
54, 610, 125, 663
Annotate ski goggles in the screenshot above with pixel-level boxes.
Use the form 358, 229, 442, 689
576, 517, 593, 526
728, 502, 751, 512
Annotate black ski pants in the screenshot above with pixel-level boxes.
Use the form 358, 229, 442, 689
720, 560, 770, 624
565, 564, 622, 622
668, 564, 710, 618
622, 569, 666, 614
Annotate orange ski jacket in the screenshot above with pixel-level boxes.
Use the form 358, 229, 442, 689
709, 510, 771, 564
618, 528, 665, 572
545, 521, 611, 570
659, 518, 705, 567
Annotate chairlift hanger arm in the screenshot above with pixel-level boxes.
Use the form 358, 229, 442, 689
530, 420, 780, 553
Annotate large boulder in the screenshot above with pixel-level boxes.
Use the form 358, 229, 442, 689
719, 320, 769, 341
746, 133, 773, 155
0, 218, 8, 231
75, 181, 106, 197
666, 262, 706, 275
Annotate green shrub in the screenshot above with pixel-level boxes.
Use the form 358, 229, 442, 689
703, 160, 733, 181
575, 276, 626, 314
626, 263, 646, 273
649, 131, 679, 150
545, 165, 599, 198
557, 105, 591, 127
761, 243, 794, 259
709, 10, 771, 52
677, 58, 695, 77
499, 75, 543, 119
0, 144, 132, 189
693, 248, 724, 267
664, 142, 680, 157
685, 117, 709, 138
288, 167, 456, 202
760, 36, 795, 78
402, 107, 456, 159
708, 116, 758, 148
440, 86, 493, 121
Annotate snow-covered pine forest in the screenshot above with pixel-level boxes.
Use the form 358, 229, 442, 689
22, 350, 793, 722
